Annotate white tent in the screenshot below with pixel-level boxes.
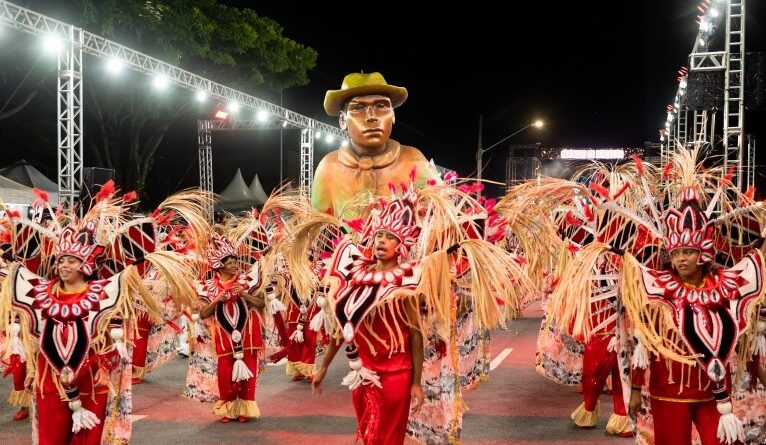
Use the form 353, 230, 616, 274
217, 168, 257, 211
0, 174, 59, 205
248, 174, 269, 205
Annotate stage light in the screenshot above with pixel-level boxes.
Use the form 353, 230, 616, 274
709, 8, 719, 17
699, 38, 706, 46
106, 57, 124, 74
195, 90, 208, 102
43, 34, 64, 54
256, 110, 269, 122
533, 120, 544, 128
315, 131, 323, 139
227, 101, 239, 113
324, 134, 335, 143
152, 74, 169, 90
700, 21, 710, 32
281, 120, 288, 128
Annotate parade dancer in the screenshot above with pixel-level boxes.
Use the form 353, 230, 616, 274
197, 231, 265, 423
539, 149, 765, 444
0, 184, 202, 445
292, 179, 530, 445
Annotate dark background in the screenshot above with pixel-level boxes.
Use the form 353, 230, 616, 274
1, 0, 765, 201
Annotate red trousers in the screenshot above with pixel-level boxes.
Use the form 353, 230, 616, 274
12, 356, 27, 392
217, 353, 258, 402
582, 335, 626, 415
36, 391, 108, 445
131, 314, 151, 376
352, 368, 412, 445
287, 325, 317, 372
650, 398, 729, 445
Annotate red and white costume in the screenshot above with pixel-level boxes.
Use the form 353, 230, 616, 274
197, 232, 263, 420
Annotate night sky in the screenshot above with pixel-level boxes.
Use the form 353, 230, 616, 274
1, 1, 765, 202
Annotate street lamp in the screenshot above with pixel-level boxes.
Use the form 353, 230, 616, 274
476, 119, 544, 193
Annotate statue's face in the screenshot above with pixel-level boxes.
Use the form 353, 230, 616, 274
339, 95, 394, 154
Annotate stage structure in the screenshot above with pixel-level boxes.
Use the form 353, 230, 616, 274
0, 0, 344, 214
661, 0, 753, 189
197, 119, 331, 217
507, 146, 642, 189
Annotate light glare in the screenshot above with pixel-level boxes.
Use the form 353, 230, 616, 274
153, 75, 168, 90
106, 57, 124, 74
43, 34, 64, 54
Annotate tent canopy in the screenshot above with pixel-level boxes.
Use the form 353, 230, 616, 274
217, 168, 257, 211
0, 174, 59, 205
248, 174, 269, 205
0, 159, 58, 192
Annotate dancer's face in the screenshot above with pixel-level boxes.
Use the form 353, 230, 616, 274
57, 255, 84, 284
670, 248, 702, 281
221, 256, 239, 277
374, 230, 400, 262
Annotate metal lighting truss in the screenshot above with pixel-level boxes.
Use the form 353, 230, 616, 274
0, 0, 344, 207
56, 26, 83, 210
662, 0, 750, 189
300, 129, 314, 197
197, 120, 214, 219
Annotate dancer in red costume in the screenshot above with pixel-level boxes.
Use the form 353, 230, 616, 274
291, 178, 530, 445
198, 231, 265, 423
533, 149, 765, 444
0, 185, 204, 445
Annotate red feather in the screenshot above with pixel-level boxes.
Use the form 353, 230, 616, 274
566, 242, 579, 253
409, 167, 417, 183
6, 209, 21, 219
323, 207, 334, 216
0, 230, 11, 244
123, 191, 138, 203
32, 188, 49, 204
611, 182, 631, 200
744, 186, 755, 201
344, 218, 365, 233
95, 180, 116, 202
662, 162, 674, 179
588, 182, 610, 200
631, 154, 645, 176
723, 165, 735, 185
444, 171, 458, 182
426, 179, 437, 186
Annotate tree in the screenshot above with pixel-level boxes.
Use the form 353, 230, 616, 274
1, 0, 317, 196
77, 0, 317, 194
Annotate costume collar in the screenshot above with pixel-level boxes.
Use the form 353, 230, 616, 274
338, 140, 401, 171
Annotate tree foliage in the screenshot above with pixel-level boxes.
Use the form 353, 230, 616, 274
1, 0, 317, 196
